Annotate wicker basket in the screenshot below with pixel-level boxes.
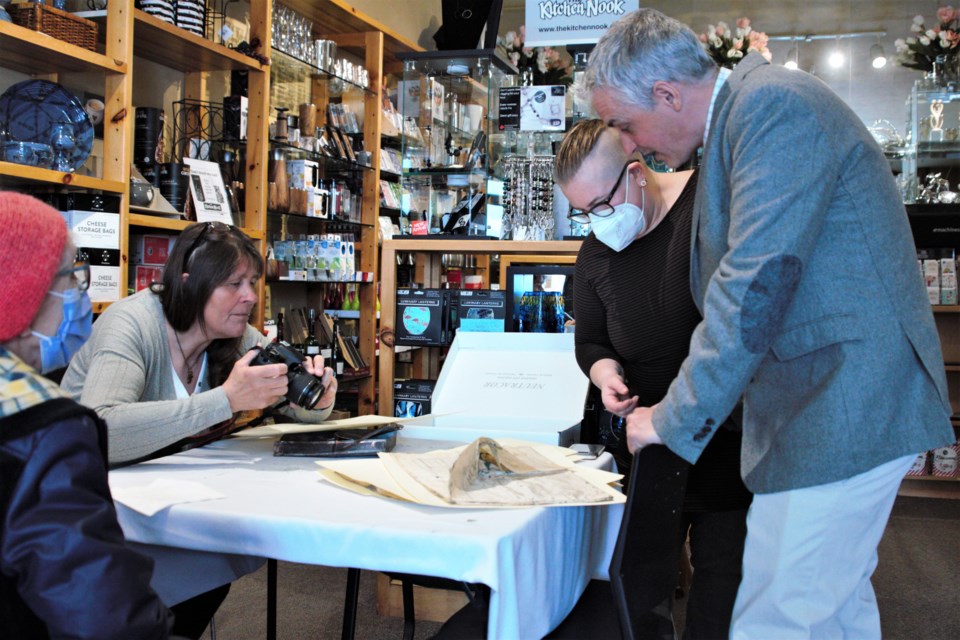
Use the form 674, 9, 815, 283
10, 2, 99, 52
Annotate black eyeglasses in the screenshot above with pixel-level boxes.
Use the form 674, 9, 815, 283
183, 221, 231, 268
55, 260, 90, 292
567, 161, 632, 225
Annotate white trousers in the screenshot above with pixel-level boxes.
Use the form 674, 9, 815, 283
730, 454, 914, 639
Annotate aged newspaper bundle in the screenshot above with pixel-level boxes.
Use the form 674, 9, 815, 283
316, 437, 624, 508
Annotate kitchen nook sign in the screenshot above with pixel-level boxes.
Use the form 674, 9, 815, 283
524, 0, 639, 47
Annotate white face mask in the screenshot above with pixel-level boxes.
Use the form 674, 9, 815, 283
589, 174, 647, 252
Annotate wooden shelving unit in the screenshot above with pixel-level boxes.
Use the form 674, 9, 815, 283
377, 239, 583, 415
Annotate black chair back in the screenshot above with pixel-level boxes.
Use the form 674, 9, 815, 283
610, 446, 690, 640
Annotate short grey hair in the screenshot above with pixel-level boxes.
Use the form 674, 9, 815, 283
577, 9, 717, 110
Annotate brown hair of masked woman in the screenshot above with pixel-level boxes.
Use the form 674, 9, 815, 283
554, 118, 609, 185
151, 222, 264, 388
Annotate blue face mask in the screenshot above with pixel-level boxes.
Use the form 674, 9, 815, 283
31, 287, 93, 373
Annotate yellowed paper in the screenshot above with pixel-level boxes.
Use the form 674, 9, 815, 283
316, 439, 624, 509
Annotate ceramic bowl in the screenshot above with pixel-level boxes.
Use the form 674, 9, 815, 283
3, 141, 53, 168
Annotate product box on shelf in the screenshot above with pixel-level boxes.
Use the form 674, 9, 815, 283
393, 379, 436, 418
133, 265, 164, 292
395, 288, 448, 346
941, 255, 958, 305
288, 160, 318, 190
400, 332, 589, 446
55, 193, 122, 302
931, 444, 960, 478
455, 289, 506, 332
905, 451, 930, 476
131, 234, 176, 266
223, 95, 248, 141
923, 258, 940, 304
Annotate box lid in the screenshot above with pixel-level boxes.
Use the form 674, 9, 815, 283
429, 332, 588, 426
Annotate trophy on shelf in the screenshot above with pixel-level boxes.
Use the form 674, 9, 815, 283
929, 100, 945, 142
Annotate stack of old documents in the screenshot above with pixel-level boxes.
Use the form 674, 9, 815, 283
316, 437, 625, 508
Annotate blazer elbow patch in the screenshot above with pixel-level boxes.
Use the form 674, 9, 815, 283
740, 255, 803, 353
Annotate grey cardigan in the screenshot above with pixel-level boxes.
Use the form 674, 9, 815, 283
62, 289, 332, 464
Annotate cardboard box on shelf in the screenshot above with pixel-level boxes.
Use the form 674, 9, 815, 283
905, 451, 930, 476
58, 198, 122, 303
400, 332, 589, 446
133, 265, 164, 292
931, 444, 960, 478
393, 379, 436, 418
131, 234, 176, 266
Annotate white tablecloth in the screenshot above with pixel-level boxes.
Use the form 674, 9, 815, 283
109, 436, 623, 639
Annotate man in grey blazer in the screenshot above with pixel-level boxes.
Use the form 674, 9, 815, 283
578, 8, 954, 638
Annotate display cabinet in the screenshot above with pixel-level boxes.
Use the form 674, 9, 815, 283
395, 49, 514, 238
902, 79, 960, 202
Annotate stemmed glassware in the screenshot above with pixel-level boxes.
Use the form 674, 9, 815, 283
50, 122, 75, 172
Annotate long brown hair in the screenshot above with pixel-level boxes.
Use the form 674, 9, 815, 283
151, 222, 263, 387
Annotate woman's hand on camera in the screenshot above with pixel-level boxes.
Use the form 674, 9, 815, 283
299, 355, 338, 411
223, 349, 290, 412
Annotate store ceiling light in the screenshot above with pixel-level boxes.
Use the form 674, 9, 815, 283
828, 38, 845, 68
871, 42, 887, 69
784, 44, 799, 70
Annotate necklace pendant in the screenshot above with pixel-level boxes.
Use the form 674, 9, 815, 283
187, 369, 193, 384
460, 9, 472, 19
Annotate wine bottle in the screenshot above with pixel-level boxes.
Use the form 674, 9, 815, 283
305, 308, 320, 357
275, 308, 286, 343
330, 313, 344, 376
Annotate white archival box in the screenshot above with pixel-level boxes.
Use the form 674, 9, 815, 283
401, 332, 589, 445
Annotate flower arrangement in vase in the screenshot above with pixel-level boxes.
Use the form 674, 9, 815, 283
895, 7, 960, 73
699, 18, 772, 69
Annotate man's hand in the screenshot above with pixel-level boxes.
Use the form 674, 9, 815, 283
625, 404, 663, 453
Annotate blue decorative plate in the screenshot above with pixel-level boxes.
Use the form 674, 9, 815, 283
0, 80, 94, 172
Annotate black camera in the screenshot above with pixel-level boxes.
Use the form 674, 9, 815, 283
249, 341, 325, 410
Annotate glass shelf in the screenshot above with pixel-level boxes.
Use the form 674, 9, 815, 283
266, 210, 371, 227
271, 47, 375, 96
271, 141, 373, 174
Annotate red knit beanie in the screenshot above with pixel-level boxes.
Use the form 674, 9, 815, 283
0, 192, 68, 342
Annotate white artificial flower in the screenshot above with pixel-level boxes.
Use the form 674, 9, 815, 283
920, 36, 931, 45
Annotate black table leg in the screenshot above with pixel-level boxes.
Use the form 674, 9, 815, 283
267, 559, 277, 640
342, 568, 361, 640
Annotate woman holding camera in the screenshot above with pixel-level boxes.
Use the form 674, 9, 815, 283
61, 221, 337, 637
63, 221, 337, 466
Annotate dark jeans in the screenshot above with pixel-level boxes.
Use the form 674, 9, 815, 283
679, 508, 749, 640
170, 584, 230, 640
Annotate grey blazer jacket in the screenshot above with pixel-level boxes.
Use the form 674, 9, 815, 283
654, 53, 953, 493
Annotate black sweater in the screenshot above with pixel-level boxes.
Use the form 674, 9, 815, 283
574, 171, 750, 512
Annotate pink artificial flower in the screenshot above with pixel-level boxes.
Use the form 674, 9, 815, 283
737, 17, 751, 29
716, 23, 726, 36
699, 33, 708, 43
519, 25, 526, 41
748, 31, 769, 51
732, 38, 744, 51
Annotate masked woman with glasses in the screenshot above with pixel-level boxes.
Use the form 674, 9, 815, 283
0, 192, 173, 639
62, 220, 338, 638
555, 120, 751, 639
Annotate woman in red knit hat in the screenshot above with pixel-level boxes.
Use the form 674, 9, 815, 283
0, 191, 173, 639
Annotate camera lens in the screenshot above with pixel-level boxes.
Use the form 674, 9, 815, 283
288, 371, 325, 410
